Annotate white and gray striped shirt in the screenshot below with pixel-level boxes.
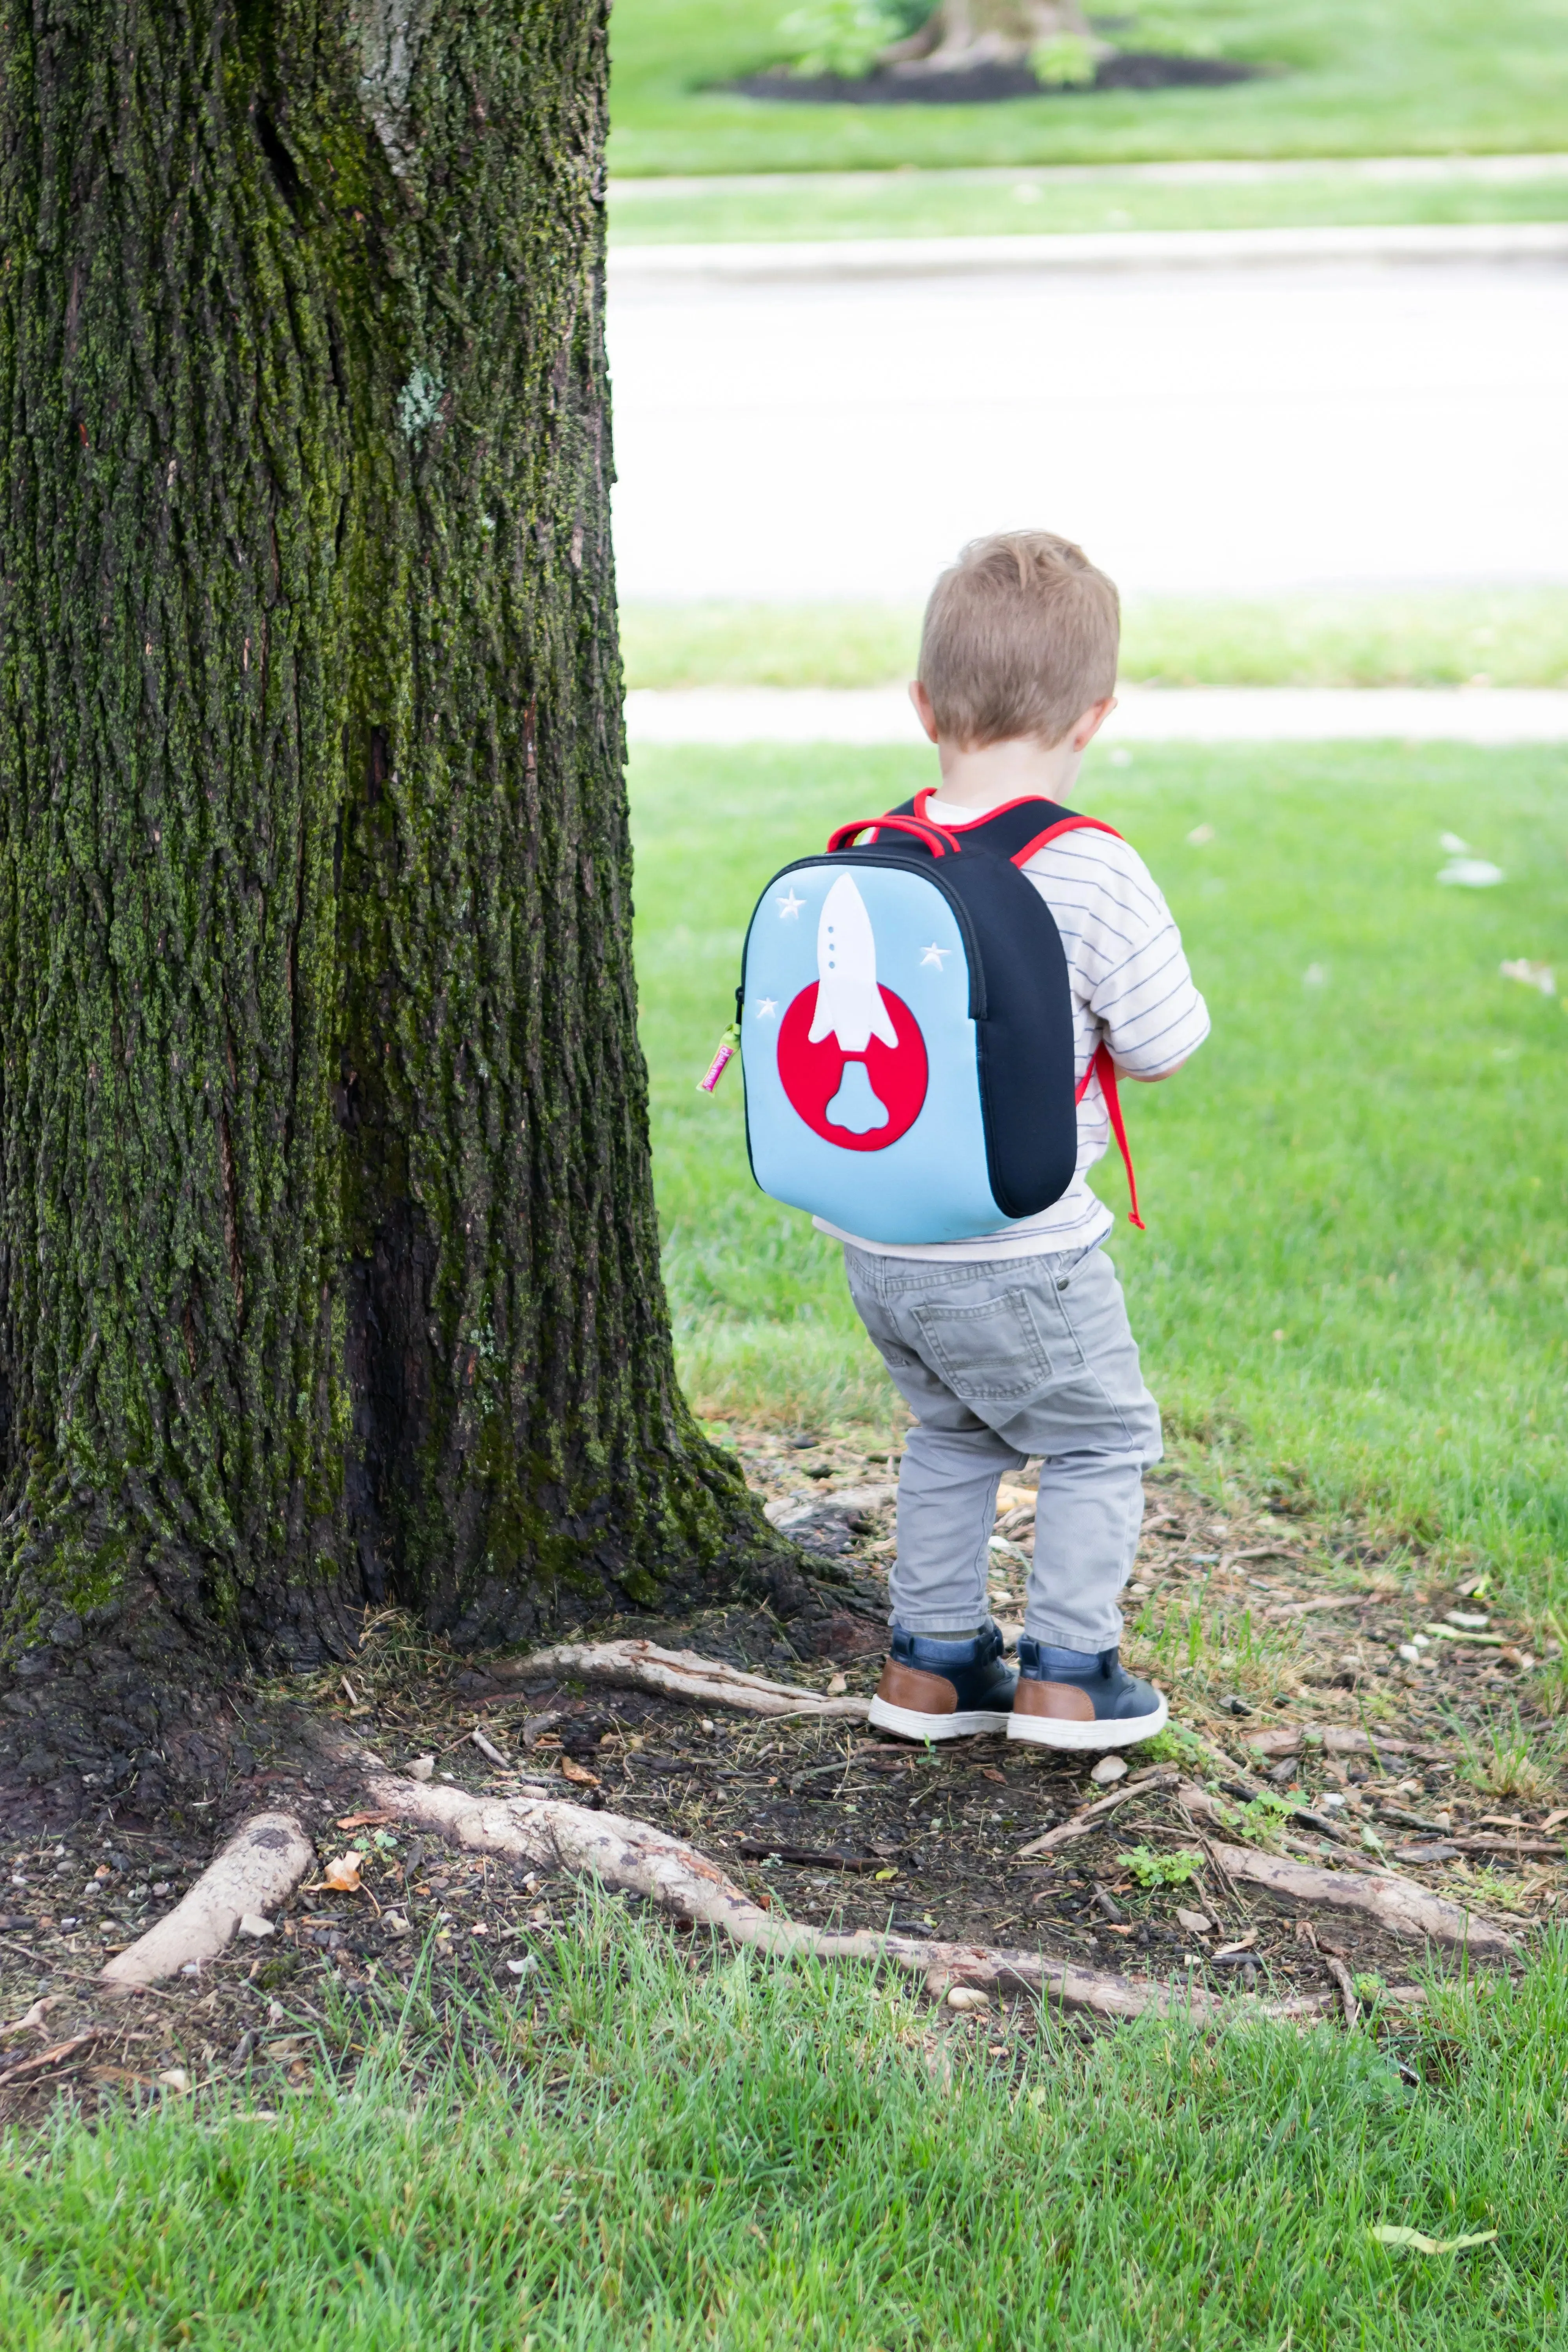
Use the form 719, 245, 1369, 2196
816, 799, 1209, 1260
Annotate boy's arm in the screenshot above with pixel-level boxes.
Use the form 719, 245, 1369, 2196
1081, 844, 1209, 1079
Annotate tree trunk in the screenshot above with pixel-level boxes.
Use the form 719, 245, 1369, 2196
0, 0, 774, 1768
884, 0, 1098, 67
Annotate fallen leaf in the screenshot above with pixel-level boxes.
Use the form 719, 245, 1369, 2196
158, 2067, 191, 2096
1175, 1908, 1213, 1936
322, 1852, 363, 1893
873, 1867, 898, 1882
1371, 2225, 1497, 2256
263, 2036, 309, 2062
383, 1913, 411, 1937
335, 1811, 392, 1832
826, 1673, 848, 1697
978, 1767, 1007, 1786
1212, 1931, 1258, 1960
1500, 958, 1555, 996
560, 1757, 599, 1788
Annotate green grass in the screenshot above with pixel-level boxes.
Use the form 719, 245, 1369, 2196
7, 1905, 1568, 2347
621, 592, 1568, 692
632, 739, 1568, 1607
608, 162, 1568, 244
610, 0, 1568, 177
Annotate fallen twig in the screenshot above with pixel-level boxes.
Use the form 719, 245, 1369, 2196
1324, 1955, 1361, 2028
498, 1639, 870, 1721
101, 1813, 314, 1990
735, 1840, 891, 1875
1015, 1769, 1180, 1859
0, 2033, 101, 2086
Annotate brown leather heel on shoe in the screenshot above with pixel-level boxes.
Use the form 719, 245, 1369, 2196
1011, 1679, 1095, 1724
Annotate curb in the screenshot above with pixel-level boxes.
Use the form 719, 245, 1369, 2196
608, 221, 1568, 287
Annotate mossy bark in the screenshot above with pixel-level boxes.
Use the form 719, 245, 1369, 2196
0, 0, 772, 1692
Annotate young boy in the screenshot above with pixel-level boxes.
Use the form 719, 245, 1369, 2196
824, 530, 1209, 1750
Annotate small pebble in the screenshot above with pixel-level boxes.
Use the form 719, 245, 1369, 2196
1175, 1907, 1213, 1936
946, 1985, 991, 2011
1089, 1755, 1128, 1785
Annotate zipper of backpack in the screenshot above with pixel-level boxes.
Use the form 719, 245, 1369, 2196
761, 852, 988, 1022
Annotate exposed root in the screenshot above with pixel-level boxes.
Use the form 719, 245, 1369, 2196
499, 1639, 871, 1721
364, 1769, 1326, 2024
1209, 1840, 1518, 1957
100, 1813, 314, 1989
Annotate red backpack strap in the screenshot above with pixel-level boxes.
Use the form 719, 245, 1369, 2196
1074, 1043, 1145, 1231
1010, 812, 1124, 868
826, 812, 962, 857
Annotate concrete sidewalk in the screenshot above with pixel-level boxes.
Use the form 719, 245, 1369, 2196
625, 686, 1568, 747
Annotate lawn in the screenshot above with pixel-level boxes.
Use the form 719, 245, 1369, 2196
5, 1906, 1568, 2348
621, 591, 1568, 692
610, 0, 1568, 177
608, 160, 1568, 244
633, 738, 1568, 1611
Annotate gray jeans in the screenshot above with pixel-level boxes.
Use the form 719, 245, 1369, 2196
843, 1242, 1163, 1652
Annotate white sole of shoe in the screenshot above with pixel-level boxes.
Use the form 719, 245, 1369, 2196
1005, 1693, 1170, 1751
867, 1697, 1013, 1742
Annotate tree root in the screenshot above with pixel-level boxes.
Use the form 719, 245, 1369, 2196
362, 1769, 1327, 2024
497, 1639, 871, 1721
1207, 1837, 1518, 1957
101, 1812, 313, 1990
1166, 1779, 1518, 1953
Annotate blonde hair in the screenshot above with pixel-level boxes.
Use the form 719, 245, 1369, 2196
918, 530, 1120, 748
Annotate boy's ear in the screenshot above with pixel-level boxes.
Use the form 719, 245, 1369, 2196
1069, 697, 1117, 752
909, 681, 940, 744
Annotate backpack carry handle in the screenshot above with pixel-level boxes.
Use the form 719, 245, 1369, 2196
826, 812, 963, 857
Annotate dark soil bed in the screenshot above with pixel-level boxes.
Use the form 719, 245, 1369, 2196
2, 1430, 1563, 2127
725, 55, 1261, 106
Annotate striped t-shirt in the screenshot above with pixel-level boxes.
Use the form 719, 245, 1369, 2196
815, 794, 1210, 1261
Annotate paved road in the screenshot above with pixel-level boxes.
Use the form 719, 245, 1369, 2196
607, 242, 1568, 602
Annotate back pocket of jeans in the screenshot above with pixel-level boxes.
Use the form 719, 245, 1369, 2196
911, 1289, 1053, 1403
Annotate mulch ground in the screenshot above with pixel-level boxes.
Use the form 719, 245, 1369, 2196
3, 1430, 1564, 2125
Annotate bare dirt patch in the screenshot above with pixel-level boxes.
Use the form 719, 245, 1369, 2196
3, 1432, 1563, 2124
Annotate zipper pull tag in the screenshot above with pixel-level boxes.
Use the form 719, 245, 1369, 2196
697, 1024, 741, 1095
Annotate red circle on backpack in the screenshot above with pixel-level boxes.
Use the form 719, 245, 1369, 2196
775, 984, 927, 1151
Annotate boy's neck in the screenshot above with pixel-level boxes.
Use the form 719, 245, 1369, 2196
927, 731, 1085, 814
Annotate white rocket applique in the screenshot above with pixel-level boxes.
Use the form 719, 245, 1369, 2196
809, 875, 898, 1052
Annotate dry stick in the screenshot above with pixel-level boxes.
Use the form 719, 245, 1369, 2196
497, 1640, 870, 1722
1016, 1768, 1180, 1859
1324, 1955, 1361, 2029
361, 1768, 1326, 2025
101, 1813, 314, 1990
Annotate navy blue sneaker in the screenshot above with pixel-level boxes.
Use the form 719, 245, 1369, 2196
868, 1623, 1017, 1742
1007, 1641, 1168, 1751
